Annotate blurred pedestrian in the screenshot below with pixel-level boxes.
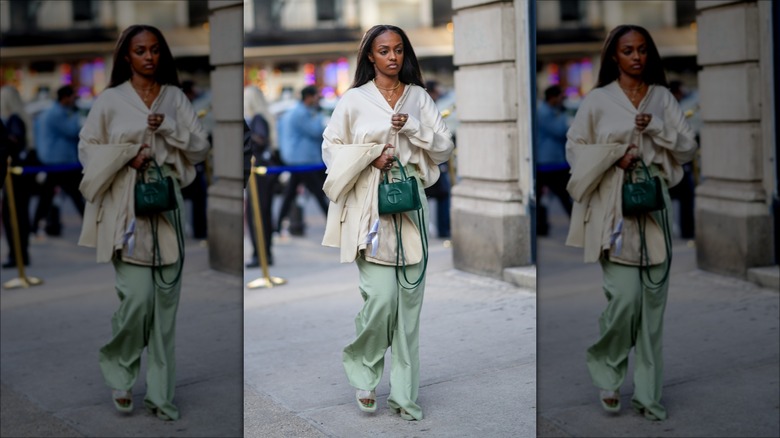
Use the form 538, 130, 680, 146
179, 79, 209, 239
536, 85, 573, 236
244, 84, 280, 267
275, 85, 329, 236
1, 85, 33, 268
322, 24, 454, 421
423, 79, 451, 238
565, 25, 697, 421
667, 80, 696, 239
77, 25, 210, 421
31, 85, 85, 237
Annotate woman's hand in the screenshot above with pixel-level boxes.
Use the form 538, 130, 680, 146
635, 113, 652, 132
391, 113, 408, 130
129, 144, 151, 170
371, 144, 395, 171
147, 113, 165, 131
617, 144, 639, 170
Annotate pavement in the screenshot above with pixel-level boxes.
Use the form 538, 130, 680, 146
243, 195, 537, 438
1, 199, 244, 437
536, 195, 780, 438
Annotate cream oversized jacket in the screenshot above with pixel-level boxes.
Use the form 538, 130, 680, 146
566, 81, 697, 264
321, 82, 454, 264
78, 82, 210, 264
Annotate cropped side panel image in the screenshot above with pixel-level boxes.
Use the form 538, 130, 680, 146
0, 1, 245, 437
242, 0, 536, 436
535, 1, 779, 437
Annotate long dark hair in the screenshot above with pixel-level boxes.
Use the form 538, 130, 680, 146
596, 25, 667, 88
109, 25, 180, 88
351, 25, 424, 89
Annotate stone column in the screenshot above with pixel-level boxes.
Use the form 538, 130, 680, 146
451, 0, 534, 280
695, 0, 776, 277
207, 0, 244, 275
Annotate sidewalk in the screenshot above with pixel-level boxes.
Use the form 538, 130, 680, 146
536, 196, 780, 438
243, 198, 537, 437
1, 203, 244, 437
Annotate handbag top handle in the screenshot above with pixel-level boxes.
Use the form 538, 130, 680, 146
143, 158, 165, 183
382, 156, 409, 184
628, 158, 653, 183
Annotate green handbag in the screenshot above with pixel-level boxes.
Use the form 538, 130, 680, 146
377, 156, 428, 288
135, 159, 177, 216
378, 156, 422, 215
622, 159, 664, 216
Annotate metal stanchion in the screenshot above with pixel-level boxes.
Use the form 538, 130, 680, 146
246, 156, 286, 289
3, 157, 43, 289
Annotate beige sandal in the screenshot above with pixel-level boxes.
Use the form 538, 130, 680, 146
147, 407, 173, 421
111, 389, 133, 413
356, 390, 376, 413
599, 389, 620, 413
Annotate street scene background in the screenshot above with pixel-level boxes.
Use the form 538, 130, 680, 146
1, 0, 778, 437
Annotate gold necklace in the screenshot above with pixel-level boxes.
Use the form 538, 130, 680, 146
373, 78, 401, 102
619, 82, 646, 104
132, 82, 159, 104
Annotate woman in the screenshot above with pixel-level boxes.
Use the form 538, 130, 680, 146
565, 25, 697, 421
321, 25, 453, 421
0, 85, 33, 268
77, 25, 210, 420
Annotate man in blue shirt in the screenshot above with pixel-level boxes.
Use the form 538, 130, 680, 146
275, 85, 329, 236
32, 85, 85, 236
536, 85, 572, 236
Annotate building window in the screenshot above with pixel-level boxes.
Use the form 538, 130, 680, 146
432, 0, 453, 27
188, 0, 210, 27
675, 0, 697, 27
560, 0, 582, 22
72, 0, 94, 22
9, 0, 38, 32
316, 0, 337, 22
252, 0, 279, 30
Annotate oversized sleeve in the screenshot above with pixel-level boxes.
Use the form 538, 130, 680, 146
642, 90, 697, 166
77, 94, 142, 202
155, 90, 211, 165
321, 94, 385, 202
565, 95, 629, 202
398, 91, 453, 165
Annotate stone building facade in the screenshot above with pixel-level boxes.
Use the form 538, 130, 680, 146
207, 0, 244, 275
695, 0, 778, 283
451, 0, 534, 282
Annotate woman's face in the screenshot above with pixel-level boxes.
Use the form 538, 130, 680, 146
613, 30, 647, 79
126, 30, 161, 78
368, 30, 404, 79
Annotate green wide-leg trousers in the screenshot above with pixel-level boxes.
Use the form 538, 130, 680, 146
99, 258, 182, 420
343, 255, 426, 420
586, 258, 670, 420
